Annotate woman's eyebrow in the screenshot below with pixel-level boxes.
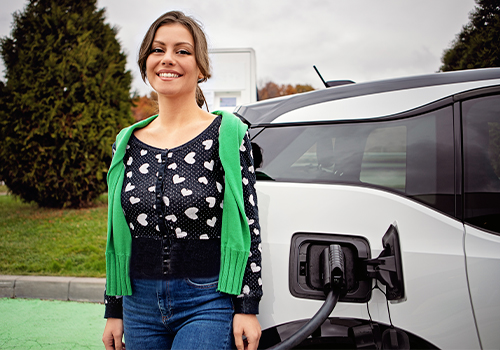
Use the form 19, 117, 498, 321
152, 40, 194, 48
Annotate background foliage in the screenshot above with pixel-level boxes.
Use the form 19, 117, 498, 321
0, 0, 134, 208
258, 81, 315, 100
440, 0, 500, 71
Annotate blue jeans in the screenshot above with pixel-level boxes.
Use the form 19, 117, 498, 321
123, 277, 235, 350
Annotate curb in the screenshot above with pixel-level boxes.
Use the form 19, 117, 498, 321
0, 275, 105, 303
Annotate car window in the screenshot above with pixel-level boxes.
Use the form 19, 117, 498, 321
463, 95, 500, 234
252, 106, 455, 216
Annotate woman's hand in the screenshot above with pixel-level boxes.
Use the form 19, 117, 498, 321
102, 318, 125, 350
233, 314, 261, 350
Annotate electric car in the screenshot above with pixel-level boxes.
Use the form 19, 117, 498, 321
234, 68, 500, 349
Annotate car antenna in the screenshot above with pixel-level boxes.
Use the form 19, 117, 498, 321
313, 65, 329, 88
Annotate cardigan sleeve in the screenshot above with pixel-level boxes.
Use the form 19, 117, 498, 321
104, 142, 124, 319
232, 132, 263, 314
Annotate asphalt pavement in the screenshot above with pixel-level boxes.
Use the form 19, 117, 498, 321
0, 275, 107, 349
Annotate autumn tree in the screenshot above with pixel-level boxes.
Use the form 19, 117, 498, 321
0, 0, 133, 208
131, 92, 158, 122
440, 0, 500, 71
258, 81, 314, 100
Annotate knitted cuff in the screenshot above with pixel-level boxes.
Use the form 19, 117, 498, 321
217, 246, 249, 295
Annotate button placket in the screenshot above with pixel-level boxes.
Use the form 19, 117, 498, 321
156, 150, 171, 275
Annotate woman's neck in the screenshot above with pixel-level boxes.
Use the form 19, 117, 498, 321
155, 92, 203, 128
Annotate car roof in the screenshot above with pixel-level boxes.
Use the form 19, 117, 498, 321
234, 68, 500, 126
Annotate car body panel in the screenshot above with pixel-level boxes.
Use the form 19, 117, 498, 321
464, 225, 500, 349
256, 182, 479, 349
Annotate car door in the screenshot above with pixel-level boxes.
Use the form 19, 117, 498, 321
461, 93, 500, 349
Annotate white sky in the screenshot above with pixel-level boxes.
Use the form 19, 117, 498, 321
0, 0, 477, 96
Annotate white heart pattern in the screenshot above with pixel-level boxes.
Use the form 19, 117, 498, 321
166, 215, 177, 222
248, 219, 255, 225
206, 197, 216, 208
139, 163, 149, 174
137, 213, 148, 226
248, 165, 254, 173
202, 139, 213, 150
175, 228, 187, 238
129, 196, 140, 204
148, 186, 155, 192
249, 194, 255, 206
198, 177, 208, 185
253, 228, 260, 235
185, 207, 199, 220
173, 174, 185, 184
181, 188, 193, 196
258, 278, 263, 286
163, 196, 169, 206
168, 163, 177, 170
242, 285, 250, 295
216, 182, 223, 193
156, 154, 162, 163
204, 160, 214, 171
127, 157, 133, 166
240, 143, 246, 152
126, 171, 132, 178
125, 183, 135, 192
155, 225, 160, 231
207, 217, 217, 227
184, 152, 196, 164
129, 222, 134, 230
242, 177, 249, 185
199, 234, 209, 240
250, 262, 261, 273
141, 149, 147, 156
258, 243, 262, 252
168, 152, 173, 158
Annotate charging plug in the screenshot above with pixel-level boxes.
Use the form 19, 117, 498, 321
321, 244, 346, 295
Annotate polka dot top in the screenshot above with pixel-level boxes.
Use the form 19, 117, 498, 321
104, 115, 262, 317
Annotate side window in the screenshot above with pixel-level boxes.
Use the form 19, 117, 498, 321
462, 95, 500, 234
360, 126, 407, 191
253, 106, 454, 216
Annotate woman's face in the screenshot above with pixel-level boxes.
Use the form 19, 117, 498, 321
146, 23, 202, 99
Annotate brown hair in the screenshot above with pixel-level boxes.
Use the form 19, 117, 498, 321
138, 11, 211, 109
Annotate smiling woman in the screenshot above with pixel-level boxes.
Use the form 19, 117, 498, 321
102, 10, 262, 350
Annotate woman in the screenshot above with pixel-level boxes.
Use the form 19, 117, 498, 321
102, 11, 262, 350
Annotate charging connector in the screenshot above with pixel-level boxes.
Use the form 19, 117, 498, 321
321, 244, 346, 294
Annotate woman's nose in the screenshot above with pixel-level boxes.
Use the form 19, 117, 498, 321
161, 51, 175, 66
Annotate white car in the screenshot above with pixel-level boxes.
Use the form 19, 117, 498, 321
234, 68, 500, 349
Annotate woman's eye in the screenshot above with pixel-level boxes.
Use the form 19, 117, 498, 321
178, 49, 191, 55
151, 48, 163, 54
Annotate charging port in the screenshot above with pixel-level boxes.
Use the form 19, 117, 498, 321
289, 233, 372, 303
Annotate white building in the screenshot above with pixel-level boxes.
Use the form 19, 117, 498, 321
201, 48, 257, 112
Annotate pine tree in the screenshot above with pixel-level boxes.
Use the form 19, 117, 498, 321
0, 0, 134, 207
440, 0, 500, 71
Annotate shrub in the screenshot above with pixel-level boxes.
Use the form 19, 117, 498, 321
0, 0, 134, 207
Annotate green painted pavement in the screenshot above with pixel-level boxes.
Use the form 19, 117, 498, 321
0, 298, 106, 349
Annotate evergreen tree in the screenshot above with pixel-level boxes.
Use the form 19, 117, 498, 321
0, 0, 134, 207
440, 0, 500, 71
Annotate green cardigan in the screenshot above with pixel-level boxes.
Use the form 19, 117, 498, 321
105, 110, 251, 296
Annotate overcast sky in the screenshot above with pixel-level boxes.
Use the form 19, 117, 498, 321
0, 0, 477, 96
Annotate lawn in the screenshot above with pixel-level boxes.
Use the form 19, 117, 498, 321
0, 194, 108, 277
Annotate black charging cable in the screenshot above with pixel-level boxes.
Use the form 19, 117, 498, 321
267, 244, 345, 350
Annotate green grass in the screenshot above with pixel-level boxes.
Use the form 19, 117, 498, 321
0, 194, 108, 277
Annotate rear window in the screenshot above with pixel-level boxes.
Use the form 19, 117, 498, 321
463, 95, 500, 234
252, 106, 455, 216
